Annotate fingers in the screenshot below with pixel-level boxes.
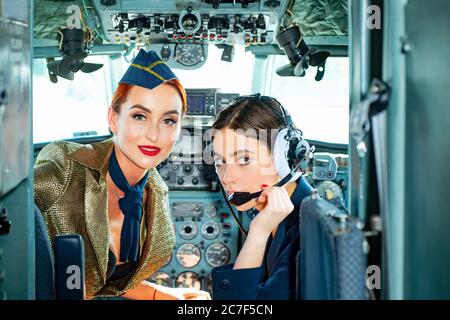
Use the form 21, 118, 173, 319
182, 290, 211, 300
184, 294, 211, 300
256, 184, 268, 204
249, 186, 295, 235
256, 191, 267, 204
259, 186, 294, 215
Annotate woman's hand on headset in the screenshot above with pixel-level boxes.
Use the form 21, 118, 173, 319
232, 186, 294, 270
250, 186, 294, 236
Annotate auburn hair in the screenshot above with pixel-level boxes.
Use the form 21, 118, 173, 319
110, 79, 187, 114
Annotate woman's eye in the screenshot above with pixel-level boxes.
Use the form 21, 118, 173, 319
238, 157, 251, 165
163, 118, 177, 126
132, 113, 146, 121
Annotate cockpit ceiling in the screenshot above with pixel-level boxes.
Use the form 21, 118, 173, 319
291, 0, 348, 36
34, 0, 80, 41
33, 0, 348, 44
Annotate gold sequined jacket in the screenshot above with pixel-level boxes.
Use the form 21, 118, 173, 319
34, 139, 175, 299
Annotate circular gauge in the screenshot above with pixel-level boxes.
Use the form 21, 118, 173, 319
180, 14, 200, 32
178, 10, 202, 34
179, 221, 198, 240
204, 273, 213, 294
174, 44, 205, 66
201, 221, 220, 240
176, 271, 202, 290
205, 242, 231, 267
206, 203, 218, 218
149, 271, 172, 287
176, 243, 201, 268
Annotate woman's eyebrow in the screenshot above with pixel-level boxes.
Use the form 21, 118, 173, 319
130, 104, 151, 112
214, 150, 254, 158
162, 110, 180, 116
232, 150, 254, 157
129, 104, 180, 116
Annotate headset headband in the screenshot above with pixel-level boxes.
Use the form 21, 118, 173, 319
234, 93, 297, 130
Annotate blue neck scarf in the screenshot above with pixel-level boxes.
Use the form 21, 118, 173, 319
108, 149, 149, 263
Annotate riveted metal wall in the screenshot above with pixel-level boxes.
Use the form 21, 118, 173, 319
0, 0, 35, 299
402, 0, 450, 299
383, 0, 408, 300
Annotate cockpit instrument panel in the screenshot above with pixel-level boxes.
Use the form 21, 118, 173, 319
310, 152, 349, 205
185, 88, 217, 116
149, 192, 240, 296
174, 43, 205, 66
176, 243, 202, 268
94, 0, 282, 62
205, 242, 231, 267
176, 271, 202, 290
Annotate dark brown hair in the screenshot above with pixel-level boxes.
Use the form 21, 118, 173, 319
211, 97, 287, 151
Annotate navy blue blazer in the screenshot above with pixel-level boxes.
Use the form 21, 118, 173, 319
212, 177, 313, 300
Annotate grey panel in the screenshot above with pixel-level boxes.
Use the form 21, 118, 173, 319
0, 0, 34, 299
1, 0, 29, 22
0, 19, 31, 196
403, 0, 450, 299
0, 20, 31, 196
0, 180, 35, 299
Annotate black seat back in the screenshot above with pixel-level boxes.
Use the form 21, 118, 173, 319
35, 205, 55, 300
55, 234, 86, 300
34, 205, 85, 300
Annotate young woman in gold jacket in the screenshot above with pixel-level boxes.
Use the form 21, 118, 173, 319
34, 49, 210, 300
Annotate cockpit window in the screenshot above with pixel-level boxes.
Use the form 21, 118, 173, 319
172, 45, 255, 95
32, 49, 348, 145
262, 56, 349, 144
172, 46, 349, 144
32, 55, 112, 144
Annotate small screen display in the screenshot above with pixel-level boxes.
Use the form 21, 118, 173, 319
187, 94, 205, 113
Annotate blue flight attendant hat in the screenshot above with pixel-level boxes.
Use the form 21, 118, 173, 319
119, 49, 178, 89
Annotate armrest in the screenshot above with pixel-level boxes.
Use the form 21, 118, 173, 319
54, 234, 86, 300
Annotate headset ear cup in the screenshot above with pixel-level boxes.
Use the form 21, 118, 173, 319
296, 138, 312, 171
273, 128, 301, 182
273, 128, 290, 178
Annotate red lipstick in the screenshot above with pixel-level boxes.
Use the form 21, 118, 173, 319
138, 145, 161, 156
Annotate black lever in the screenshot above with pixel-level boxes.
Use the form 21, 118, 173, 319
0, 208, 11, 236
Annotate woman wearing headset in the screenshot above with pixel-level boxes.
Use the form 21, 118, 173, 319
34, 49, 209, 300
211, 94, 313, 300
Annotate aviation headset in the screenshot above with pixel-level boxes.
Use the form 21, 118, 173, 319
221, 93, 314, 207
